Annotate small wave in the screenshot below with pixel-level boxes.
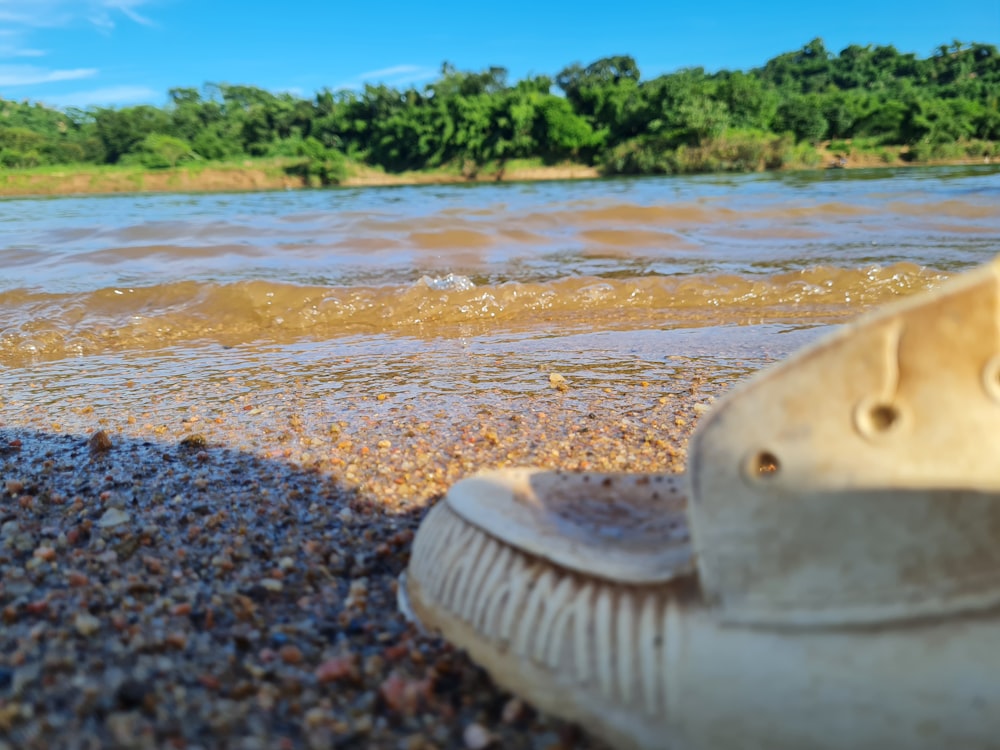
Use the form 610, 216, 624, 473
0, 263, 945, 365
415, 273, 476, 292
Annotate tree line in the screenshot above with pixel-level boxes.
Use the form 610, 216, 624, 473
1, 38, 998, 180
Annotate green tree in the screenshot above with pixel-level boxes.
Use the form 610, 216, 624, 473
774, 94, 828, 142
93, 105, 173, 163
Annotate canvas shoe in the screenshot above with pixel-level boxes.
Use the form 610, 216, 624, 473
400, 255, 1000, 749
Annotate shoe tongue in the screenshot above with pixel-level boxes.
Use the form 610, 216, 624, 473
444, 468, 694, 584
687, 255, 1000, 625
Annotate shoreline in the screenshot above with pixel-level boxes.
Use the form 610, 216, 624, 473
0, 150, 995, 199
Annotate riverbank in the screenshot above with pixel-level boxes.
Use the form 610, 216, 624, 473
0, 144, 994, 198
0, 159, 600, 198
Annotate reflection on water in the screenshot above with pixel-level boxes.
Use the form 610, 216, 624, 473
1, 165, 999, 421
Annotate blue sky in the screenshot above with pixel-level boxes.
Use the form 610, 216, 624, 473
1, 0, 998, 109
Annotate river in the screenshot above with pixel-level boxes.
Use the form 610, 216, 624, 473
2, 165, 1000, 444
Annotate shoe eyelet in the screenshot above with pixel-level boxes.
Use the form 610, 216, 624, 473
854, 396, 905, 440
982, 354, 1000, 404
744, 450, 781, 482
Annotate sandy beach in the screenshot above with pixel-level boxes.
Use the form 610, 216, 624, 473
0, 364, 714, 750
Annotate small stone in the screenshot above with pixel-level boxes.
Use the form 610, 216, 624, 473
87, 429, 112, 453
315, 655, 358, 684
260, 578, 283, 592
73, 613, 101, 637
463, 722, 495, 749
32, 546, 56, 562
98, 508, 130, 528
180, 433, 207, 450
304, 706, 327, 729
548, 373, 568, 391
501, 697, 526, 723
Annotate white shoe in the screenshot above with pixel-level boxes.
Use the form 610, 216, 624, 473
401, 256, 1000, 750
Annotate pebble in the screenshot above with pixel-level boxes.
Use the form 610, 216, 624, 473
32, 546, 56, 562
464, 722, 496, 749
502, 697, 526, 723
87, 429, 113, 453
97, 507, 131, 528
73, 613, 101, 637
315, 655, 358, 684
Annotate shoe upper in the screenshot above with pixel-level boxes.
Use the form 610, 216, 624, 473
688, 256, 1000, 625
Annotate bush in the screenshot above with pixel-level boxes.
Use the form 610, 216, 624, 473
132, 134, 197, 169
672, 130, 794, 173
0, 148, 42, 168
281, 137, 347, 185
192, 130, 241, 161
787, 141, 823, 167
602, 136, 673, 175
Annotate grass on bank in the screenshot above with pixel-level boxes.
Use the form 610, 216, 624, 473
0, 139, 997, 197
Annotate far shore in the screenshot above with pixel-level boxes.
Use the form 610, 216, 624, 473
0, 147, 995, 198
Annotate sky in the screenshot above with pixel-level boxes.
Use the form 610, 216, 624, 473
0, 0, 998, 110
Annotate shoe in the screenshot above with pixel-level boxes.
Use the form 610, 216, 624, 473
400, 255, 1000, 750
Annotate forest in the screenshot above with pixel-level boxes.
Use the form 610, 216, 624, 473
1, 38, 999, 182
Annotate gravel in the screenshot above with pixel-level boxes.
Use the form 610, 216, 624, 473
0, 366, 722, 749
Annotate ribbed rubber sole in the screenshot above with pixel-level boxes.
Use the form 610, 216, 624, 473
405, 500, 692, 750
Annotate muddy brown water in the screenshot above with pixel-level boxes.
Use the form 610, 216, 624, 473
3, 166, 1000, 428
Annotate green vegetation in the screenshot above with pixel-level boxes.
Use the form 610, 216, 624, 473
2, 39, 999, 183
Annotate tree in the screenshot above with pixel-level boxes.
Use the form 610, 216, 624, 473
716, 71, 779, 130
556, 56, 644, 137
93, 105, 173, 163
535, 96, 601, 159
774, 94, 828, 142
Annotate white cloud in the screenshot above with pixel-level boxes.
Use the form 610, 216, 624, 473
0, 1, 157, 92
109, 0, 154, 26
41, 84, 159, 108
0, 43, 45, 58
0, 64, 97, 85
0, 0, 157, 30
359, 65, 426, 80
339, 64, 438, 90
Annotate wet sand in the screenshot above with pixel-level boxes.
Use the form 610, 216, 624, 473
0, 362, 718, 750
